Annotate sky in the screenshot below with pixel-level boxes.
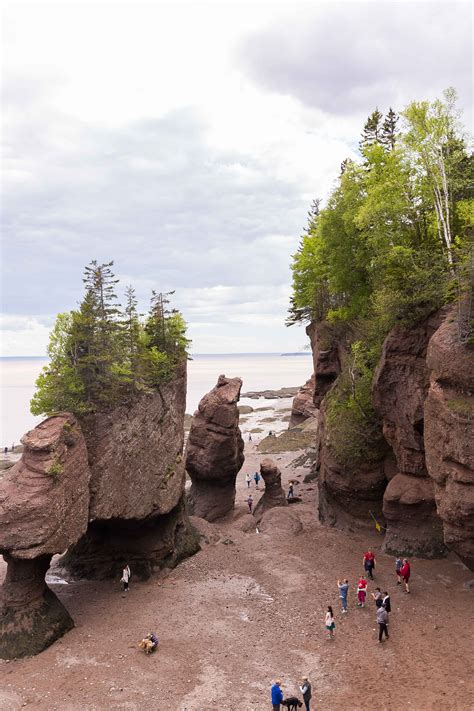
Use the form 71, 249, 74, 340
1, 0, 472, 355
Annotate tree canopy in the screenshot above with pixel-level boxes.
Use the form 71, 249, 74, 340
31, 262, 190, 418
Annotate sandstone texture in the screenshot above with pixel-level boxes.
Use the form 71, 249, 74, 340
84, 363, 187, 521
424, 316, 474, 570
288, 375, 318, 428
185, 375, 245, 521
63, 362, 199, 579
0, 414, 90, 658
306, 322, 344, 406
1, 364, 200, 658
253, 458, 288, 520
373, 313, 447, 557
317, 411, 387, 528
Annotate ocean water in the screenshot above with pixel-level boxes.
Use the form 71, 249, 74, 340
0, 353, 313, 445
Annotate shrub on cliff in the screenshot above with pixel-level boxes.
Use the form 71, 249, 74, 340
31, 261, 189, 418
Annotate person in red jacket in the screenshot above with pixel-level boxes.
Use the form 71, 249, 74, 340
400, 559, 411, 593
362, 550, 376, 580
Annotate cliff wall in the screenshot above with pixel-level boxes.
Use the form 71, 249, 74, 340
307, 311, 474, 568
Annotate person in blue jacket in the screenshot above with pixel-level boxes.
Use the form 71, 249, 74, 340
271, 680, 283, 710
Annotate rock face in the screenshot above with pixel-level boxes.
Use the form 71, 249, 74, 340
63, 363, 199, 579
0, 364, 200, 658
253, 458, 288, 519
373, 313, 447, 558
185, 375, 244, 521
306, 322, 344, 406
0, 414, 90, 658
424, 316, 474, 569
317, 407, 388, 528
289, 375, 318, 428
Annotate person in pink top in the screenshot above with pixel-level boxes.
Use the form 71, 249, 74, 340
357, 575, 368, 607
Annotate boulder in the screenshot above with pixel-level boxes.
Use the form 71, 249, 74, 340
425, 315, 474, 570
253, 458, 288, 519
185, 375, 245, 521
0, 414, 90, 658
372, 313, 447, 557
289, 375, 318, 428
259, 507, 303, 536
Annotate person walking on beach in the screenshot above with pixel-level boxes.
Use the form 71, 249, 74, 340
121, 564, 131, 592
299, 676, 312, 711
287, 482, 294, 500
247, 494, 254, 513
254, 471, 261, 489
377, 605, 389, 643
3, 446, 7, 456
248, 433, 252, 442
395, 557, 403, 584
372, 587, 383, 607
337, 578, 349, 613
325, 605, 335, 639
363, 549, 376, 580
271, 680, 283, 710
357, 575, 368, 607
400, 559, 411, 593
245, 473, 251, 488
382, 591, 391, 612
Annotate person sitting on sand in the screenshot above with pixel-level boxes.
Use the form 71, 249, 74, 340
139, 632, 158, 654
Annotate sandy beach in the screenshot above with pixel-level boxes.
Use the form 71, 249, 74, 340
1, 407, 473, 711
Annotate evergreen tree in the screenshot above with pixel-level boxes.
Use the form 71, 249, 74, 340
381, 108, 399, 150
145, 290, 176, 351
360, 109, 383, 150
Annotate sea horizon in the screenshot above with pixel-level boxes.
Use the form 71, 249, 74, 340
0, 352, 313, 445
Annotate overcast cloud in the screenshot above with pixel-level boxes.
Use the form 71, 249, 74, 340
1, 1, 471, 355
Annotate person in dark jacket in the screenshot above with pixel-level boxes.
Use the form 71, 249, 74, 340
271, 680, 283, 710
382, 591, 391, 612
377, 606, 389, 642
299, 676, 312, 711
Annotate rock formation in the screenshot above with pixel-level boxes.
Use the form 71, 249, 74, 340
185, 375, 245, 521
373, 313, 447, 557
253, 458, 288, 519
306, 322, 344, 406
424, 315, 474, 569
0, 414, 91, 658
317, 408, 388, 528
0, 363, 200, 658
289, 375, 318, 428
63, 363, 199, 579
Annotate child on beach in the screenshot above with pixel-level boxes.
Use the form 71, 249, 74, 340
357, 575, 367, 607
247, 494, 254, 513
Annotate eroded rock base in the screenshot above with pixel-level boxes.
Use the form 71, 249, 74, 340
0, 555, 74, 660
60, 499, 199, 580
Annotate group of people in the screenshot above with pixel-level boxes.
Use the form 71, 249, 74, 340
270, 550, 413, 709
271, 677, 312, 711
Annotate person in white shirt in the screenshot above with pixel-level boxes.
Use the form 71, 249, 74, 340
121, 564, 131, 592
